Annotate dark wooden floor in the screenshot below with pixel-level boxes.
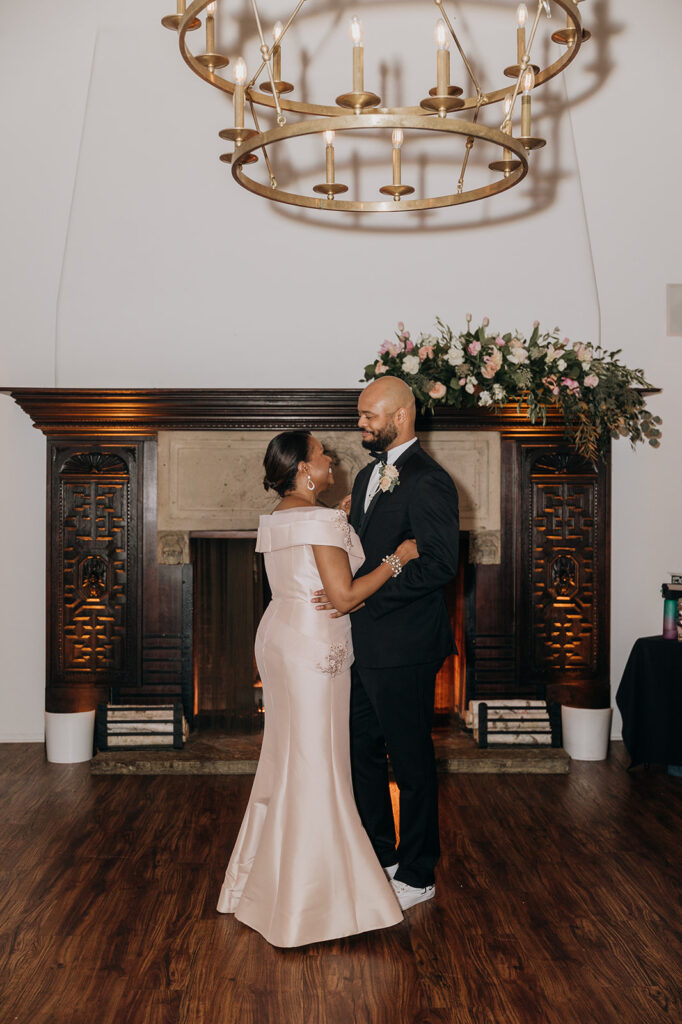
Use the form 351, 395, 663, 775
1, 743, 679, 1024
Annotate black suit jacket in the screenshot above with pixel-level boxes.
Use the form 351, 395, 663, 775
349, 441, 460, 668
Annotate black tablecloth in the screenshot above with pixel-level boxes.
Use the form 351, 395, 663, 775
616, 636, 682, 768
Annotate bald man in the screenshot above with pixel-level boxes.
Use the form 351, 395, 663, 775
341, 376, 460, 910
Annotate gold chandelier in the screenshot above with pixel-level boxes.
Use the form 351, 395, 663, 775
161, 0, 590, 214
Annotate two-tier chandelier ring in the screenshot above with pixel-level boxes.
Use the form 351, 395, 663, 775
163, 0, 590, 215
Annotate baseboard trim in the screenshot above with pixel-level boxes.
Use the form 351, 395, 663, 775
0, 734, 45, 743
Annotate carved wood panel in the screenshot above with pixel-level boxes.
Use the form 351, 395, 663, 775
530, 480, 598, 672
48, 444, 140, 701
520, 447, 608, 692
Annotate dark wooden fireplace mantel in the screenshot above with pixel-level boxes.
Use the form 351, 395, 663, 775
2, 388, 611, 717
3, 387, 571, 436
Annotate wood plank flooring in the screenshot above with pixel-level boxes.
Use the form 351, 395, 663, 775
0, 743, 679, 1024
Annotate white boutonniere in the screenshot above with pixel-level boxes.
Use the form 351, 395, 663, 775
378, 463, 400, 493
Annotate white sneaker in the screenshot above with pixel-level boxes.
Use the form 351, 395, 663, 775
383, 863, 399, 880
391, 879, 436, 910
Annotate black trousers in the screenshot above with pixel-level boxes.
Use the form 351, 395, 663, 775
350, 660, 442, 889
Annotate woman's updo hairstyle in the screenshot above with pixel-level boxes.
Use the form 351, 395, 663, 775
263, 430, 312, 498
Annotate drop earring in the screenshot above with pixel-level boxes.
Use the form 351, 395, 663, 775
306, 474, 315, 491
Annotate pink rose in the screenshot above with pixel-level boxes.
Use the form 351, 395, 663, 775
375, 361, 388, 375
459, 378, 466, 386
397, 321, 405, 332
533, 320, 540, 328
418, 344, 434, 361
468, 340, 481, 356
429, 382, 447, 400
482, 316, 490, 327
481, 347, 503, 379
562, 376, 580, 393
584, 373, 599, 388
494, 335, 505, 347
405, 338, 414, 352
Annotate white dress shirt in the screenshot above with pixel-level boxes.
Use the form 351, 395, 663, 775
363, 436, 418, 512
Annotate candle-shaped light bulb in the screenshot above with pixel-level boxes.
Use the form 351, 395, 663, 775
521, 68, 534, 136
435, 19, 451, 96
435, 19, 449, 50
392, 129, 404, 149
233, 57, 247, 130
324, 130, 335, 146
272, 20, 283, 42
233, 57, 247, 84
516, 2, 528, 64
351, 16, 364, 93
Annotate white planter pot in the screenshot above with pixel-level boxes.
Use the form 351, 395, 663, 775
561, 706, 612, 761
45, 710, 96, 763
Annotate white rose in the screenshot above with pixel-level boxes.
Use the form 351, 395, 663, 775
478, 391, 492, 406
402, 354, 420, 374
445, 344, 465, 366
581, 360, 592, 371
507, 348, 529, 365
557, 358, 567, 371
465, 375, 477, 394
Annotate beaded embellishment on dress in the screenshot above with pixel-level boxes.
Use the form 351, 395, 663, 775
317, 642, 348, 676
331, 509, 353, 550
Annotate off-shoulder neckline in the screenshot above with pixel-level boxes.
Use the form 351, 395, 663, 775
270, 506, 338, 515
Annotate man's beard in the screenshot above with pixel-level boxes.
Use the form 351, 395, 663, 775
361, 422, 398, 452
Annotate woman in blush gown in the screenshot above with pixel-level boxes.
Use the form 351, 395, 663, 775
217, 430, 418, 948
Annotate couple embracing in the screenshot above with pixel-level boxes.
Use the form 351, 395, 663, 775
217, 376, 460, 948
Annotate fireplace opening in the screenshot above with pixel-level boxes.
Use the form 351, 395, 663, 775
191, 533, 469, 733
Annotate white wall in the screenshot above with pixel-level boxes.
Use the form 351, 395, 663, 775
1, 0, 680, 740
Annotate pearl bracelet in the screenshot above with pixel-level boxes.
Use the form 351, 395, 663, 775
381, 553, 403, 577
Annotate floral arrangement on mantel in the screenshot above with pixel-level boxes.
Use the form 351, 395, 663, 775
363, 317, 662, 462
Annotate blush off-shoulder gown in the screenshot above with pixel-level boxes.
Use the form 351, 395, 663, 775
216, 506, 403, 947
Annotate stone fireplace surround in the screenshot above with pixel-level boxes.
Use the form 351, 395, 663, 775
156, 429, 501, 566
3, 389, 611, 719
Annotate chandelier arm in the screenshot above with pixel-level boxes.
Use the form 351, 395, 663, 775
456, 93, 485, 193
248, 0, 308, 90
457, 136, 475, 195
176, 1, 584, 118
230, 115, 528, 213
434, 0, 484, 101
249, 0, 286, 125
247, 97, 277, 188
